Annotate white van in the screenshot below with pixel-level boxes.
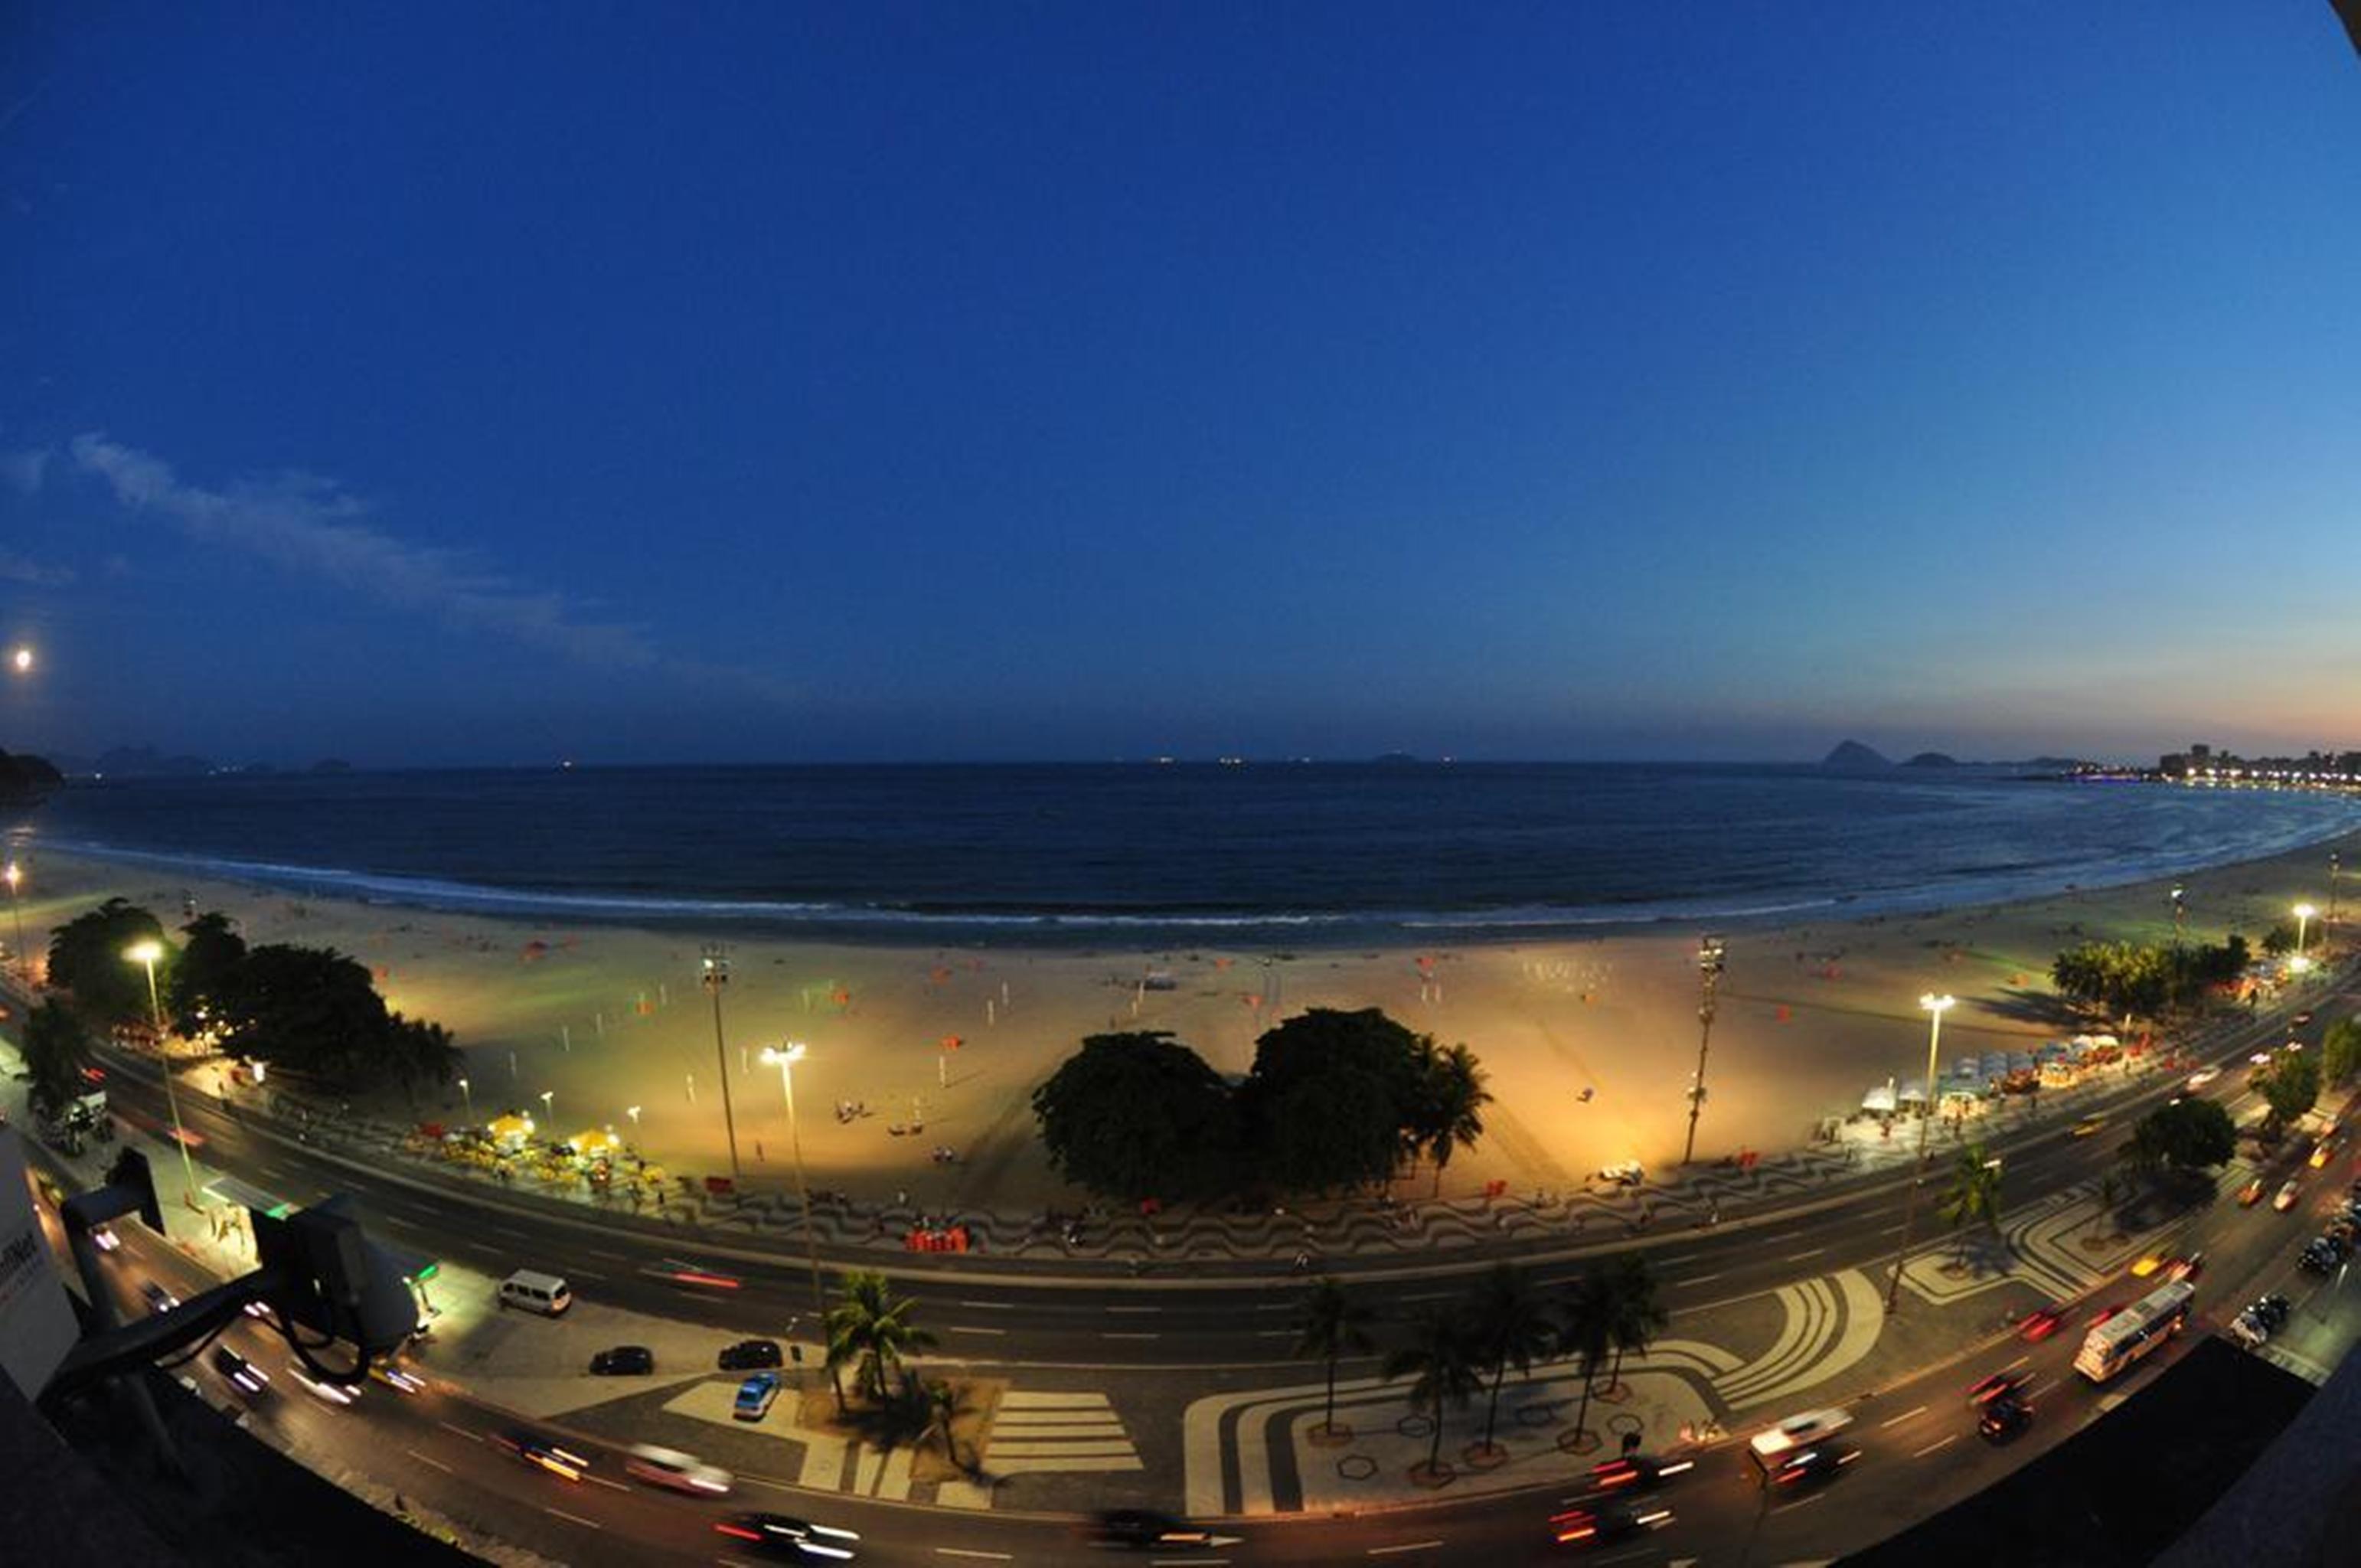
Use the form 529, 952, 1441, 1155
498, 1269, 573, 1315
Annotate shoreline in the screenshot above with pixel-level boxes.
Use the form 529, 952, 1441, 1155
8, 823, 2356, 1219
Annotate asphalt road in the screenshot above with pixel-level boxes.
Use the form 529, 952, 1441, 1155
40, 980, 2357, 1565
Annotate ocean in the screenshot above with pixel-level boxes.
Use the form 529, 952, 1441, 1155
8, 763, 2352, 945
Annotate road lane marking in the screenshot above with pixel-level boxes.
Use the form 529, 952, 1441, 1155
1879, 1405, 1928, 1428
586, 1475, 629, 1492
958, 1300, 1015, 1310
436, 1420, 478, 1441
404, 1449, 451, 1472
1661, 1252, 1711, 1264
491, 1225, 533, 1241
544, 1507, 601, 1529
1914, 1434, 1959, 1458
2003, 1354, 2030, 1370
1369, 1543, 1445, 1557
1670, 1273, 1723, 1286
1252, 1302, 1293, 1312
1785, 1247, 1827, 1261
1105, 1305, 1162, 1314
949, 1325, 1007, 1336
570, 1269, 609, 1282
934, 1551, 1014, 1561
1102, 1331, 1161, 1340
1399, 1291, 1455, 1302
1775, 1491, 1827, 1511
586, 1248, 629, 1262
1256, 1329, 1296, 1337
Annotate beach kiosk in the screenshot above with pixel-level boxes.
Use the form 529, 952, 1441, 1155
486, 1112, 534, 1153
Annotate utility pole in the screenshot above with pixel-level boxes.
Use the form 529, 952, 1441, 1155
701, 946, 743, 1183
1680, 935, 1726, 1166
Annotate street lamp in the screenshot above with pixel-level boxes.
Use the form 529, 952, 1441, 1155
3, 861, 24, 982
626, 1104, 642, 1135
701, 946, 744, 1183
1680, 935, 1726, 1167
2169, 883, 2184, 949
2293, 903, 2317, 968
759, 1042, 828, 1332
457, 1076, 472, 1119
540, 1088, 554, 1125
126, 939, 199, 1205
1885, 993, 1956, 1311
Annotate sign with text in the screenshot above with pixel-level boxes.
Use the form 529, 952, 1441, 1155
0, 1127, 80, 1399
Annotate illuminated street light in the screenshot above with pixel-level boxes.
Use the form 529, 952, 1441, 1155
540, 1088, 555, 1123
759, 1042, 828, 1331
2169, 882, 2184, 949
126, 939, 199, 1204
2293, 903, 2317, 966
701, 946, 744, 1183
626, 1104, 642, 1134
4, 861, 24, 982
1680, 935, 1726, 1166
457, 1076, 472, 1119
1885, 993, 1956, 1311
7, 646, 30, 675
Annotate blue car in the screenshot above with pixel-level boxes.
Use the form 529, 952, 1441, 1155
733, 1370, 782, 1422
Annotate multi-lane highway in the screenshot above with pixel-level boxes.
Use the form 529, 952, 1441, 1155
35, 976, 2359, 1563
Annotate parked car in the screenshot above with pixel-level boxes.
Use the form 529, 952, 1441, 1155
733, 1371, 782, 1422
589, 1344, 655, 1376
718, 1338, 784, 1371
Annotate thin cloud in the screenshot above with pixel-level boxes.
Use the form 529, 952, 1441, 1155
68, 433, 794, 701
0, 547, 74, 586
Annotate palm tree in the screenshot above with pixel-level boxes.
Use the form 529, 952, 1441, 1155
1556, 1269, 1615, 1452
912, 1374, 972, 1472
1595, 1252, 1669, 1400
1936, 1142, 2004, 1264
1468, 1263, 1554, 1455
1382, 1305, 1481, 1478
22, 998, 91, 1122
1294, 1276, 1376, 1439
1411, 1040, 1493, 1197
825, 1270, 938, 1409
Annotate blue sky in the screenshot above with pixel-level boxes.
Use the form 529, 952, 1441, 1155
4, 4, 2358, 766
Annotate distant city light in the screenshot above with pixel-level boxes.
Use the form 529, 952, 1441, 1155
7, 646, 30, 675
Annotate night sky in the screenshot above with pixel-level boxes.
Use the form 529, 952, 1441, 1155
4, 5, 2357, 767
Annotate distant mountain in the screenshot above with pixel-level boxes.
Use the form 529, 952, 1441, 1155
1822, 740, 1892, 771
51, 745, 219, 778
0, 748, 63, 805
1902, 751, 1960, 768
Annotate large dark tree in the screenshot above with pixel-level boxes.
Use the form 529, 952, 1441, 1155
47, 898, 169, 1025
165, 910, 248, 1036
2325, 1018, 2361, 1087
22, 998, 92, 1119
2123, 1096, 2237, 1178
211, 942, 392, 1082
1030, 1031, 1237, 1199
1241, 1008, 1427, 1194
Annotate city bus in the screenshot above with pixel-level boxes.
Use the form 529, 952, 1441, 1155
1745, 1407, 1853, 1483
2072, 1279, 2193, 1383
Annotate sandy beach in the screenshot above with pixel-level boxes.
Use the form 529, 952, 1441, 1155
11, 821, 2356, 1215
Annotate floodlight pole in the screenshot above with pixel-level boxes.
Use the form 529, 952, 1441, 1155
1680, 936, 1726, 1167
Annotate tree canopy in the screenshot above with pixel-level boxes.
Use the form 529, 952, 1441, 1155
22, 998, 92, 1120
2254, 1050, 2320, 1136
1030, 1031, 1238, 1200
166, 911, 248, 1035
2049, 936, 2248, 1022
2324, 1018, 2361, 1086
2123, 1096, 2237, 1176
47, 897, 170, 1025
1030, 1007, 1487, 1200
